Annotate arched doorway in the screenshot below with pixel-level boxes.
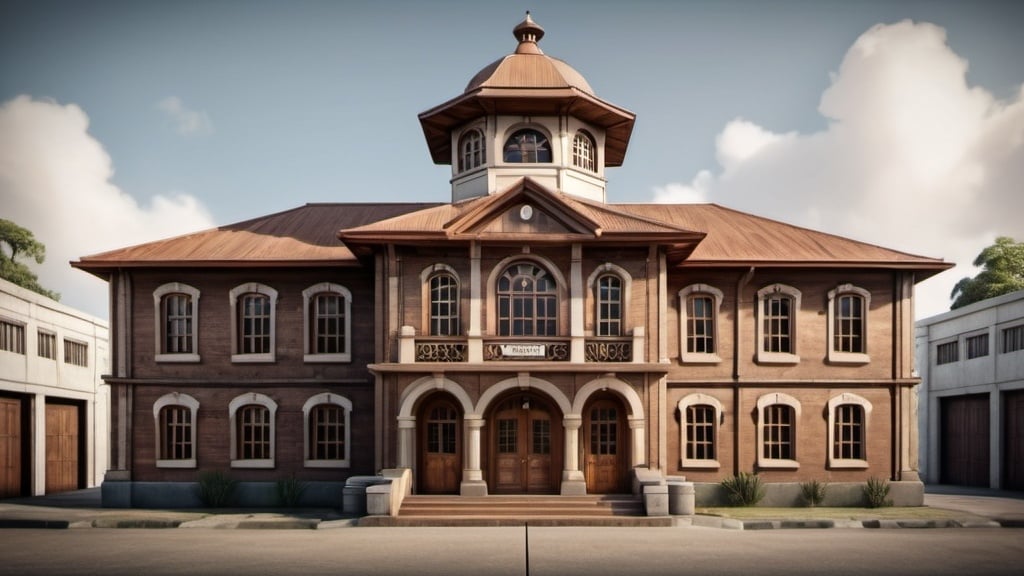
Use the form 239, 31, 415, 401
417, 395, 463, 494
488, 392, 562, 494
583, 395, 629, 493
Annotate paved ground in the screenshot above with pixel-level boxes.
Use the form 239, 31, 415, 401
1, 484, 1022, 530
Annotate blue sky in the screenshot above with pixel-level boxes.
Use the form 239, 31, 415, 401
2, 0, 1023, 319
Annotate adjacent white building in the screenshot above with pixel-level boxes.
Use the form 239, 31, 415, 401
916, 289, 1024, 491
0, 277, 109, 497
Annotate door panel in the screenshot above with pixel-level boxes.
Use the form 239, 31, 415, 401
941, 394, 989, 487
490, 394, 559, 494
0, 397, 21, 498
45, 403, 80, 494
419, 398, 462, 494
585, 398, 627, 494
1005, 391, 1024, 491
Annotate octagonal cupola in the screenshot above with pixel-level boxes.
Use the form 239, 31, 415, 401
418, 12, 636, 203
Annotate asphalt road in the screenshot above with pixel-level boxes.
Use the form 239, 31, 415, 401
0, 526, 1021, 576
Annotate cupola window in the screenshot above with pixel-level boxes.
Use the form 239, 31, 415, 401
572, 131, 597, 172
459, 129, 485, 172
503, 129, 552, 163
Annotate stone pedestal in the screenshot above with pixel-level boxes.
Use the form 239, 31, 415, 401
643, 484, 669, 517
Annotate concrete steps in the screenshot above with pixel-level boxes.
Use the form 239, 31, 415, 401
359, 494, 673, 527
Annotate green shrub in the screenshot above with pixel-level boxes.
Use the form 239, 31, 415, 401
800, 479, 828, 507
720, 472, 766, 507
276, 475, 308, 507
198, 470, 236, 508
863, 476, 893, 508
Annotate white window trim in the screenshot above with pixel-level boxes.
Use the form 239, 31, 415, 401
827, 284, 870, 364
229, 283, 278, 363
457, 127, 486, 174
153, 282, 201, 363
501, 124, 555, 165
229, 392, 277, 468
827, 393, 872, 469
420, 264, 462, 337
756, 392, 801, 469
302, 283, 352, 363
587, 263, 632, 337
678, 393, 723, 469
678, 284, 724, 364
756, 284, 801, 364
302, 393, 352, 468
153, 392, 199, 469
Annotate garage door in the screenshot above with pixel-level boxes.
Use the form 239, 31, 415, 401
1005, 390, 1024, 491
45, 403, 80, 494
1, 397, 22, 498
941, 394, 990, 487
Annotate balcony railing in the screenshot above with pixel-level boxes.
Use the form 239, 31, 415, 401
398, 326, 645, 364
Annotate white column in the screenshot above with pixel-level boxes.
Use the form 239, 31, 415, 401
397, 416, 416, 469
461, 417, 488, 496
570, 243, 585, 363
561, 416, 586, 495
630, 418, 646, 468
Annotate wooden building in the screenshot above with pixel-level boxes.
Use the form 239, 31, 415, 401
74, 14, 951, 508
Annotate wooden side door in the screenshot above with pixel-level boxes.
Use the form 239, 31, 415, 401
418, 398, 462, 494
45, 403, 80, 494
941, 394, 989, 487
585, 398, 627, 494
0, 397, 22, 498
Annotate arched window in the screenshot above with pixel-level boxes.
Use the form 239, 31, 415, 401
827, 284, 871, 364
229, 283, 278, 362
595, 274, 622, 336
678, 393, 723, 469
303, 393, 352, 468
458, 129, 485, 172
756, 393, 801, 469
678, 284, 724, 363
497, 262, 557, 336
756, 284, 801, 364
153, 282, 200, 362
153, 392, 199, 468
302, 283, 352, 362
503, 129, 552, 163
827, 393, 872, 468
429, 272, 460, 336
229, 393, 277, 468
572, 131, 596, 172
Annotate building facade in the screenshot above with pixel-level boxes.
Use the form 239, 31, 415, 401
916, 290, 1024, 491
74, 14, 951, 508
0, 277, 110, 497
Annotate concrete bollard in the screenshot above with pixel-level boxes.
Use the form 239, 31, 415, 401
643, 484, 669, 517
667, 481, 695, 515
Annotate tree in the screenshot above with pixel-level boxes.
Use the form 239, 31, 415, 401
0, 219, 60, 301
950, 236, 1024, 309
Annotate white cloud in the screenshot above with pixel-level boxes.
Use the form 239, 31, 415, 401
0, 95, 217, 317
655, 20, 1024, 319
157, 95, 213, 135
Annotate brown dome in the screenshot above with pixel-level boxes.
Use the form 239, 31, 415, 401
464, 12, 594, 95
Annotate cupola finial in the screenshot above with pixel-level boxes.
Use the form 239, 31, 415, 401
513, 11, 545, 55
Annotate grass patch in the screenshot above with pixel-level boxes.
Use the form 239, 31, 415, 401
695, 506, 982, 521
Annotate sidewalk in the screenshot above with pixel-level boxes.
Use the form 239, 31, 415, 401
1, 485, 1022, 530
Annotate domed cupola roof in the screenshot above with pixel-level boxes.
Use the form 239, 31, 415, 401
464, 12, 594, 95
419, 12, 635, 167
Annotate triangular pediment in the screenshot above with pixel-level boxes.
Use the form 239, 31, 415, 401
444, 178, 601, 240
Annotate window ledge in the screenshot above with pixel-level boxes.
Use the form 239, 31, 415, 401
231, 353, 275, 364
304, 460, 351, 469
303, 353, 351, 364
680, 353, 722, 365
828, 352, 870, 365
231, 459, 275, 469
155, 353, 201, 363
156, 459, 196, 469
828, 459, 869, 469
680, 459, 721, 469
757, 352, 800, 365
757, 459, 800, 469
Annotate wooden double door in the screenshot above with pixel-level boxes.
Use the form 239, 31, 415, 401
490, 393, 561, 494
46, 402, 82, 494
941, 394, 989, 487
1, 396, 24, 498
584, 397, 628, 494
418, 397, 463, 494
